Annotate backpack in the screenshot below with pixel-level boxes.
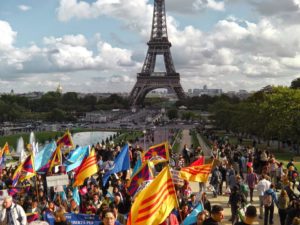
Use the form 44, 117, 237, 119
241, 183, 249, 195
263, 192, 273, 207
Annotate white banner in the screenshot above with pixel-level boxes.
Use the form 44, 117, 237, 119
46, 174, 69, 187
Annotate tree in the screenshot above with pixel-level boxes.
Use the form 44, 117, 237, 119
167, 109, 178, 120
291, 77, 300, 89
46, 108, 66, 122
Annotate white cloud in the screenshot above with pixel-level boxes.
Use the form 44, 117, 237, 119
44, 34, 87, 46
249, 0, 300, 16
18, 5, 31, 12
56, 0, 225, 24
0, 20, 17, 50
2, 1, 300, 93
193, 0, 225, 11
53, 0, 300, 91
0, 18, 137, 76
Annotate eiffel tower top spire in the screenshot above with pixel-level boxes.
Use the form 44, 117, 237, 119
150, 0, 169, 41
140, 0, 176, 75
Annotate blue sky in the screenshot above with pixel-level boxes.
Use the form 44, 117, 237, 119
1, 0, 300, 93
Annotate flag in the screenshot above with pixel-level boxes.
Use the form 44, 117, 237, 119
64, 146, 89, 172
48, 145, 62, 173
2, 142, 10, 155
20, 154, 36, 182
79, 186, 88, 195
0, 142, 10, 167
102, 144, 130, 186
12, 163, 23, 187
73, 149, 98, 187
142, 142, 169, 165
131, 154, 142, 178
191, 156, 205, 166
182, 203, 203, 225
127, 166, 178, 225
179, 163, 212, 183
34, 141, 57, 172
72, 187, 80, 205
26, 212, 39, 223
0, 149, 5, 167
38, 146, 62, 174
127, 161, 154, 197
57, 130, 74, 148
22, 154, 35, 174
8, 188, 20, 196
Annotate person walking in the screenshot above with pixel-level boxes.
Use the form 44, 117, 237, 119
210, 167, 222, 198
263, 184, 278, 225
245, 167, 258, 203
256, 174, 271, 220
0, 196, 27, 225
277, 189, 290, 225
182, 144, 191, 165
228, 185, 246, 224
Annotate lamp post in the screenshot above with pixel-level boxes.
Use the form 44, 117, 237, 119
161, 107, 167, 142
143, 129, 147, 150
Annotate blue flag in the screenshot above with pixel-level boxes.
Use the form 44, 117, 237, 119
64, 146, 90, 172
34, 141, 57, 171
131, 155, 142, 178
102, 144, 130, 186
182, 203, 203, 225
72, 187, 80, 206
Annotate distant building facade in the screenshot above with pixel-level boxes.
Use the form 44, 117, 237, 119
188, 85, 222, 97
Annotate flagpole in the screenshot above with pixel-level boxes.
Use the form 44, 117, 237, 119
168, 166, 182, 222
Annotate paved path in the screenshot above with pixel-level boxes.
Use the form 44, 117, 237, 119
179, 129, 192, 154
182, 130, 279, 225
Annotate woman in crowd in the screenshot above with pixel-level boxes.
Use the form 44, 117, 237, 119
277, 189, 289, 225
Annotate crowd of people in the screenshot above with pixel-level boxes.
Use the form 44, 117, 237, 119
200, 132, 300, 225
0, 130, 299, 225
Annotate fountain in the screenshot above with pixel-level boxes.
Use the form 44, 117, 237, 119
29, 132, 36, 146
16, 137, 24, 154
16, 137, 26, 162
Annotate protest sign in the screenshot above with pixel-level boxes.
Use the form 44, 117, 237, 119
45, 212, 101, 225
46, 174, 69, 187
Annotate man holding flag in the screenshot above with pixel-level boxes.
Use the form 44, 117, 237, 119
102, 144, 130, 187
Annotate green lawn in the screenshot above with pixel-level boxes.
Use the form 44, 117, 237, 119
0, 131, 65, 149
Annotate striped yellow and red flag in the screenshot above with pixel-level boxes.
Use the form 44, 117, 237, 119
73, 148, 98, 187
179, 163, 213, 183
127, 166, 178, 225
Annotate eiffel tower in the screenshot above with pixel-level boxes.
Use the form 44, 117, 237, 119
129, 0, 186, 106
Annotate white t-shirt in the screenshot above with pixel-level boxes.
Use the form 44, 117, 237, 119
256, 179, 271, 196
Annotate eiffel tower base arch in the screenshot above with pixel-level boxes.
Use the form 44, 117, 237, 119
129, 75, 185, 106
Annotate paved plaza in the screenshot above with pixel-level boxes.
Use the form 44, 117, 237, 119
179, 129, 280, 225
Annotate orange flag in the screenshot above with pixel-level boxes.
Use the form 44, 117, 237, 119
127, 166, 178, 225
73, 149, 98, 187
2, 142, 10, 155
179, 163, 213, 183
